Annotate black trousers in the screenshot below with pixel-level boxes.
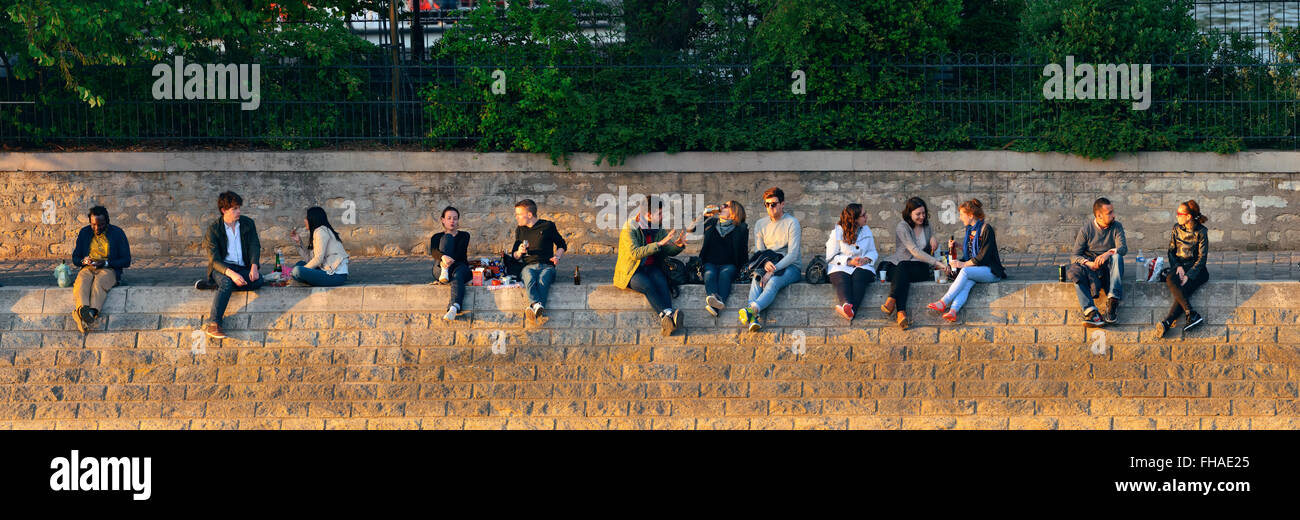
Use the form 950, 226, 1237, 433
1164, 268, 1209, 322
829, 269, 876, 307
888, 260, 932, 308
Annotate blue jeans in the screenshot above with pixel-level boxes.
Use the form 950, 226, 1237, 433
209, 264, 264, 327
702, 263, 737, 303
521, 263, 556, 307
940, 266, 1000, 313
291, 260, 348, 287
746, 267, 801, 313
1067, 255, 1124, 311
627, 265, 673, 314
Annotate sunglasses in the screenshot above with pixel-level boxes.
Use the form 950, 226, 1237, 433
764, 201, 781, 208
1177, 211, 1190, 216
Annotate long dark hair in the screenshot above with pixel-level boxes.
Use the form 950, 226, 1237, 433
306, 206, 341, 242
839, 203, 863, 243
902, 197, 929, 227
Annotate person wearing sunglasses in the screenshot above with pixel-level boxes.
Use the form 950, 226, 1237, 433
1156, 200, 1210, 337
738, 187, 802, 332
700, 200, 748, 317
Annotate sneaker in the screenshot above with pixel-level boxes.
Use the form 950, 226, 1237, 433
203, 322, 227, 339
194, 278, 216, 290
660, 312, 676, 336
706, 294, 724, 311
534, 304, 547, 322
927, 300, 947, 313
942, 309, 958, 322
1082, 307, 1105, 327
442, 305, 459, 322
1103, 298, 1119, 324
1156, 319, 1171, 338
835, 303, 854, 321
438, 271, 450, 284
704, 304, 718, 317
72, 307, 88, 335
1183, 311, 1205, 333
738, 307, 761, 332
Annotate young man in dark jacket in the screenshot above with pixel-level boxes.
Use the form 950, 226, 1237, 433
199, 191, 263, 338
70, 206, 132, 334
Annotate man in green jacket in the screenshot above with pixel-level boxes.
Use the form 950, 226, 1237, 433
198, 191, 263, 339
614, 197, 686, 336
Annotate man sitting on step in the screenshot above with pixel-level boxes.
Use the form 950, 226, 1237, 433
70, 206, 132, 334
1066, 197, 1127, 327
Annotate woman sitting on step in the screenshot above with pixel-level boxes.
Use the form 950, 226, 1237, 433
1156, 200, 1210, 337
880, 197, 947, 329
927, 199, 1006, 322
826, 203, 878, 322
430, 206, 471, 322
290, 206, 350, 288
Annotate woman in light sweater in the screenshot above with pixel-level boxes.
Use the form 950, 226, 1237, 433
289, 206, 350, 287
825, 203, 878, 321
880, 197, 946, 329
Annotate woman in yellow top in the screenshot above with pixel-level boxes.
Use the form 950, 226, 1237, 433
613, 197, 686, 336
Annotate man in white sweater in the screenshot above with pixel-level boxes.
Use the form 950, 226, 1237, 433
738, 187, 802, 332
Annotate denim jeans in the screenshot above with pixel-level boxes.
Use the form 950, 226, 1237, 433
434, 262, 472, 308
521, 263, 556, 307
940, 265, 1000, 313
627, 265, 673, 314
291, 260, 348, 287
746, 267, 802, 313
209, 264, 264, 327
1067, 255, 1124, 310
702, 263, 737, 303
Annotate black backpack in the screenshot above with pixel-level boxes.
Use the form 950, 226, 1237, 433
685, 256, 704, 284
804, 255, 829, 284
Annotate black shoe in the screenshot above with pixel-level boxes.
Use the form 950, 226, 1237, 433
1156, 319, 1171, 338
1081, 307, 1104, 327
195, 278, 216, 290
1103, 298, 1119, 324
1183, 311, 1204, 333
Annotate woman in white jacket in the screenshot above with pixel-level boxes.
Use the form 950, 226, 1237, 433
826, 203, 878, 321
289, 206, 350, 287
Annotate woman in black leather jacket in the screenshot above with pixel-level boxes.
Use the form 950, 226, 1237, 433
1157, 200, 1210, 337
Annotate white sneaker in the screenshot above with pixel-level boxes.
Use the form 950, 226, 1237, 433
705, 304, 718, 317
438, 272, 449, 284
442, 305, 458, 321
706, 294, 724, 310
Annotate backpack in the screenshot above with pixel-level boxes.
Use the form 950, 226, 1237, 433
804, 255, 829, 284
661, 257, 688, 298
685, 256, 704, 284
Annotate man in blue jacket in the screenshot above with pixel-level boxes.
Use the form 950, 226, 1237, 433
70, 206, 132, 334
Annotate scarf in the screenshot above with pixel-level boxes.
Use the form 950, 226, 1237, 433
964, 220, 984, 260
716, 217, 736, 238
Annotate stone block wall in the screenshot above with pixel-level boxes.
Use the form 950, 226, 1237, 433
0, 280, 1297, 430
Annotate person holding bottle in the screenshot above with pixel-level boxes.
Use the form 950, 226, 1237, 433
927, 199, 1006, 322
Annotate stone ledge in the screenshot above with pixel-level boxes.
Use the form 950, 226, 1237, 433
0, 281, 1290, 316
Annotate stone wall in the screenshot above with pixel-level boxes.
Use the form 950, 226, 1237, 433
2, 151, 1298, 260
0, 280, 1297, 430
